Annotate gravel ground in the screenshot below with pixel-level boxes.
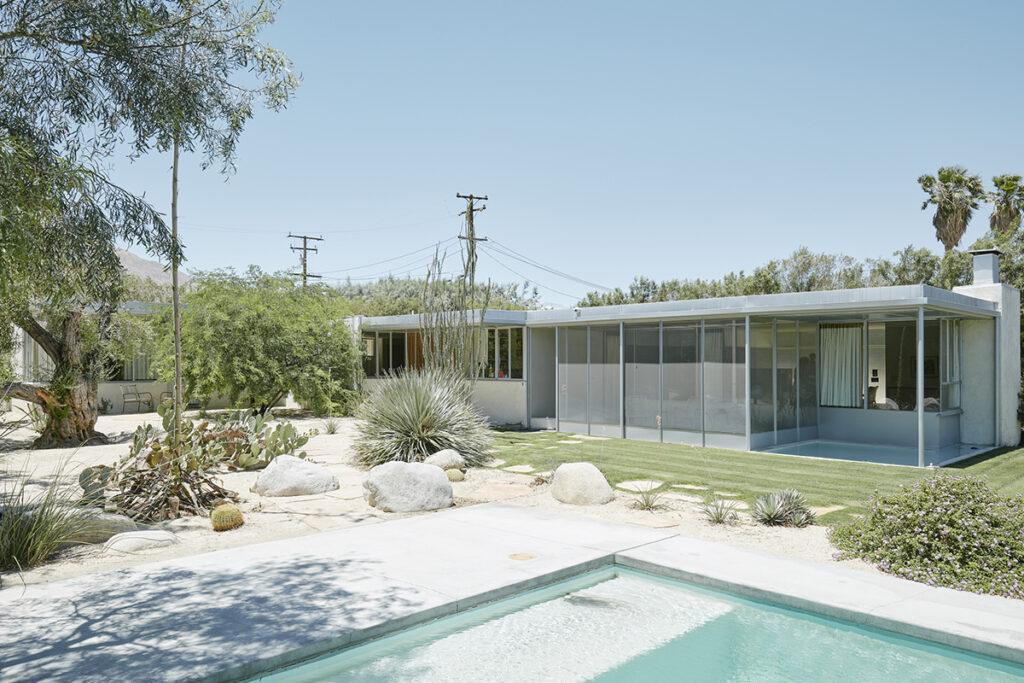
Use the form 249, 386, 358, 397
0, 413, 873, 588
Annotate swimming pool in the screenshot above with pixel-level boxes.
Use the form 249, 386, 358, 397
250, 568, 1024, 681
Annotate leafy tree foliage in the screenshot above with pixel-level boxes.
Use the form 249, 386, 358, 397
989, 175, 1024, 235
333, 276, 540, 316
154, 269, 361, 415
0, 0, 296, 444
579, 246, 969, 307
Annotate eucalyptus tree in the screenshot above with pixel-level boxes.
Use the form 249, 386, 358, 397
989, 175, 1024, 235
917, 166, 985, 252
0, 1, 297, 446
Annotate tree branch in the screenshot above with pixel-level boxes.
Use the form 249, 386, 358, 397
15, 310, 62, 360
2, 380, 50, 404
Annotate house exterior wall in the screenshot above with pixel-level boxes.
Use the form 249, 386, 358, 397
818, 407, 959, 449
953, 283, 1021, 447
959, 319, 996, 445
362, 377, 527, 427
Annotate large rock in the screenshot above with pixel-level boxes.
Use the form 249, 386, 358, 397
550, 462, 614, 505
66, 510, 138, 544
251, 455, 339, 497
104, 530, 179, 554
423, 449, 465, 471
363, 461, 453, 513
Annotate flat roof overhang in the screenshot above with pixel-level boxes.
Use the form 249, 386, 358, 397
359, 285, 998, 331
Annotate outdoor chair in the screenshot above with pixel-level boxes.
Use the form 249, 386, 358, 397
121, 384, 154, 413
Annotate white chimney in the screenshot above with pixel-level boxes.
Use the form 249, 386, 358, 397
969, 248, 1001, 285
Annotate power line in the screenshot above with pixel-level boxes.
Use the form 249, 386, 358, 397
317, 237, 458, 274
181, 213, 457, 235
487, 238, 613, 292
478, 244, 583, 301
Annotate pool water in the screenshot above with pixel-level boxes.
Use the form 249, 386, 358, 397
252, 568, 1024, 682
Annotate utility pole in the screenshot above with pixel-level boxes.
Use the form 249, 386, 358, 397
457, 193, 488, 376
288, 233, 324, 287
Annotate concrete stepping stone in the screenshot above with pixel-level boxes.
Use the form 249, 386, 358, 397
544, 446, 558, 450
661, 492, 704, 503
483, 459, 506, 468
503, 465, 535, 473
557, 439, 584, 444
713, 491, 741, 498
617, 480, 664, 492
810, 505, 846, 516
673, 484, 708, 491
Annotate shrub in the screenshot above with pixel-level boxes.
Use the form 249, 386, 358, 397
700, 497, 739, 525
830, 476, 1024, 599
0, 466, 90, 573
324, 417, 340, 435
210, 503, 244, 531
631, 488, 665, 511
354, 368, 492, 467
753, 489, 815, 527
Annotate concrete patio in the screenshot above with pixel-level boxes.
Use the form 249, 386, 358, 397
1, 503, 1022, 682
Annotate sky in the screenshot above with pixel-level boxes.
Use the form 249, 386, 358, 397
111, 1, 1024, 306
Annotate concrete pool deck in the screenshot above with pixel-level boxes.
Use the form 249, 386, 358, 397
1, 504, 1023, 682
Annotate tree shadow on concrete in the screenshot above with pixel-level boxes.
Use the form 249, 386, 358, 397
0, 554, 432, 682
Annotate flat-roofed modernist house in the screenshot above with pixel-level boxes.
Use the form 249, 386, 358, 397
355, 249, 1020, 468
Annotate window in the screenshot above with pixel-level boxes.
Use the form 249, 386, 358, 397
362, 334, 376, 377
115, 355, 156, 382
868, 321, 939, 412
480, 327, 525, 380
941, 319, 961, 410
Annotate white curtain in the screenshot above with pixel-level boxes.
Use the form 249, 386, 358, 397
820, 324, 861, 407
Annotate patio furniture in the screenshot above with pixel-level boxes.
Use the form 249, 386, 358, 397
121, 384, 154, 413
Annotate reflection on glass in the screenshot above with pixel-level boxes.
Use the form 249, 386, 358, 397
589, 325, 620, 428
625, 325, 660, 434
663, 324, 701, 434
776, 322, 797, 431
559, 327, 588, 424
749, 322, 773, 436
704, 321, 745, 436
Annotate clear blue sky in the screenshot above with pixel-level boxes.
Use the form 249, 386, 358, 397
113, 1, 1024, 306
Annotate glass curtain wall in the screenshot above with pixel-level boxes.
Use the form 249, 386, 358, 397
558, 327, 588, 431
776, 322, 798, 441
589, 325, 621, 437
749, 322, 774, 448
703, 321, 746, 448
662, 324, 702, 445
798, 323, 818, 439
625, 324, 661, 440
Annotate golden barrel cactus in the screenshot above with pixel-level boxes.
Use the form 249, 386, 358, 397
210, 504, 244, 532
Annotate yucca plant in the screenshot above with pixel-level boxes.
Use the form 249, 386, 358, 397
0, 465, 90, 573
700, 497, 739, 525
354, 368, 492, 467
631, 487, 665, 511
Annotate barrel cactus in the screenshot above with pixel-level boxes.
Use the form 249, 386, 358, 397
210, 504, 244, 532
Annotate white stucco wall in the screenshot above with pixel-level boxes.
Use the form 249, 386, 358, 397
959, 319, 996, 445
954, 282, 1021, 447
362, 377, 527, 427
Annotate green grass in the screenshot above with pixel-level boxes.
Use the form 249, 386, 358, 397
490, 431, 1024, 524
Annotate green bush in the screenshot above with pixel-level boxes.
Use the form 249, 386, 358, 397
0, 467, 89, 573
354, 368, 492, 467
830, 476, 1024, 599
753, 489, 815, 527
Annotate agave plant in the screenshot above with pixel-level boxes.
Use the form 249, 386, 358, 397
354, 368, 493, 467
752, 489, 815, 527
918, 166, 985, 252
989, 174, 1024, 234
700, 497, 739, 525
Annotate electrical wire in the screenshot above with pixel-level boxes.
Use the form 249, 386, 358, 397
317, 237, 458, 274
478, 244, 583, 301
486, 238, 613, 292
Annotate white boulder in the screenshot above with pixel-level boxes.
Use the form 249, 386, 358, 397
423, 449, 466, 471
251, 455, 339, 497
104, 530, 179, 554
550, 462, 614, 505
363, 461, 453, 513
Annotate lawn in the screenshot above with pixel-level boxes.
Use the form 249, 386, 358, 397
490, 431, 1024, 524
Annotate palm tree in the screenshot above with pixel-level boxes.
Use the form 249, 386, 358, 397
989, 174, 1024, 234
918, 166, 985, 252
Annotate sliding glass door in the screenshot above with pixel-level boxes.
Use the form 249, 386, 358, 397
662, 324, 702, 445
589, 325, 621, 437
624, 324, 660, 440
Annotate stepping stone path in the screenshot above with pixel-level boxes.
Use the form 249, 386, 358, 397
661, 492, 704, 503
617, 480, 664, 492
673, 484, 708, 492
484, 459, 506, 468
503, 465, 535, 474
713, 491, 741, 498
810, 505, 846, 516
544, 446, 558, 450
557, 439, 584, 444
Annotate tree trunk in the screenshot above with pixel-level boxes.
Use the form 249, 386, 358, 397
20, 310, 107, 448
33, 374, 105, 448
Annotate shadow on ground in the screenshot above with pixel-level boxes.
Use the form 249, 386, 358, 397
0, 554, 429, 682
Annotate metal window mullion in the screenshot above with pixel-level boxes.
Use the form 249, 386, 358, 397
862, 317, 869, 409
375, 332, 380, 378
586, 326, 592, 435
659, 321, 664, 443
744, 316, 751, 450
772, 319, 778, 446
917, 306, 925, 466
555, 326, 560, 432
619, 321, 625, 439
795, 321, 801, 441
700, 319, 706, 447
